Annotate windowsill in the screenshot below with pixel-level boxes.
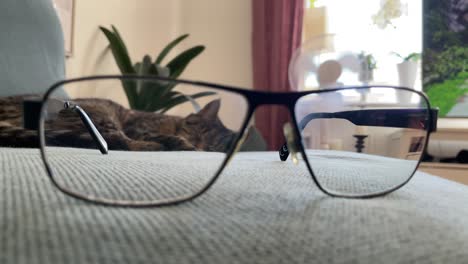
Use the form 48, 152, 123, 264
436, 118, 468, 132
419, 162, 468, 185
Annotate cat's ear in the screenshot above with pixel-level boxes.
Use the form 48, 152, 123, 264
198, 99, 221, 120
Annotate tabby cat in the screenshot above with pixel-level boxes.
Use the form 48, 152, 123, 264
0, 95, 238, 152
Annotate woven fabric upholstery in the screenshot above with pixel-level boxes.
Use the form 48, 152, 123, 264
1, 147, 468, 264
42, 148, 415, 202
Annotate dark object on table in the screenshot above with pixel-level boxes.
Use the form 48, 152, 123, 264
421, 151, 434, 162
437, 150, 468, 164
353, 134, 368, 153
22, 99, 42, 130
456, 150, 468, 164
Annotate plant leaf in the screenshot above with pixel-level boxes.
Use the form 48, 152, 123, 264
405, 53, 421, 61
134, 62, 141, 73
160, 91, 216, 113
155, 65, 170, 77
99, 26, 134, 74
120, 80, 137, 109
137, 55, 152, 75
148, 65, 178, 98
166, 46, 205, 78
148, 87, 182, 111
390, 51, 403, 59
111, 25, 130, 59
100, 26, 138, 107
138, 64, 176, 111
155, 34, 189, 64
134, 55, 153, 109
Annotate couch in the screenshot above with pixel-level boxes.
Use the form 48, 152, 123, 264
2, 1, 468, 263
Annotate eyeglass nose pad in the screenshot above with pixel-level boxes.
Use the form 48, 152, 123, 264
283, 122, 300, 165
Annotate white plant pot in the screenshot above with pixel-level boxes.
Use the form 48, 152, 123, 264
397, 61, 418, 89
396, 61, 418, 104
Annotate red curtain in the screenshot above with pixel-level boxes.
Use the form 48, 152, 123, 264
252, 0, 304, 150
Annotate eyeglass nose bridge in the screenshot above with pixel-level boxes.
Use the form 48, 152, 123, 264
247, 91, 302, 109
246, 96, 303, 163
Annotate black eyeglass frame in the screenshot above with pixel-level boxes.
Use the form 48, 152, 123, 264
38, 75, 437, 207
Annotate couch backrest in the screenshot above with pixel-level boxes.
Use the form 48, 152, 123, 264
0, 0, 66, 97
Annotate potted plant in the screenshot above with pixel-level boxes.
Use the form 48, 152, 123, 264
99, 25, 215, 112
358, 52, 377, 84
392, 52, 421, 89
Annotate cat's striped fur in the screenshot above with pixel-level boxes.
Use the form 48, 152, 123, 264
0, 95, 237, 152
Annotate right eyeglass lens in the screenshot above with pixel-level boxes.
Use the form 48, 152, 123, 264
295, 87, 430, 197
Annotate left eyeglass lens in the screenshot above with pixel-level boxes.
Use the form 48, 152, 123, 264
41, 78, 249, 204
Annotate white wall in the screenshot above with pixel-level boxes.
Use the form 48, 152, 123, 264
64, 0, 252, 128
178, 0, 252, 88
66, 0, 179, 96
175, 0, 253, 129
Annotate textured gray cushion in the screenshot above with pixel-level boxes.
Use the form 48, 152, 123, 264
43, 148, 417, 202
0, 0, 65, 96
1, 147, 468, 263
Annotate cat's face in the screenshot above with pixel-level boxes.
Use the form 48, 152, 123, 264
180, 100, 239, 152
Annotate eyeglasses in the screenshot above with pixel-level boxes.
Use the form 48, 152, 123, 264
38, 75, 437, 207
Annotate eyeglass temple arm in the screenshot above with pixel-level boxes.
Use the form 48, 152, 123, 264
64, 102, 108, 154
279, 108, 438, 161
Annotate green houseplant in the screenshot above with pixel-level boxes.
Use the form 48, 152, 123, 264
358, 52, 377, 83
99, 25, 215, 112
391, 52, 421, 62
391, 52, 421, 90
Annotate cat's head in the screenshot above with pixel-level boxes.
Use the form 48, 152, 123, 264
180, 100, 239, 152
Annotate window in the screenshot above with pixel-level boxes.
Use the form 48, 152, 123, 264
301, 0, 422, 94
